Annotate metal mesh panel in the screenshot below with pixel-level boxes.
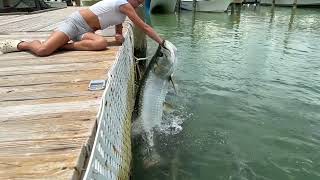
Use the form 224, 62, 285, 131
83, 23, 135, 180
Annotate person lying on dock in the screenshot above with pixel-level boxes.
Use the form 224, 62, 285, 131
0, 0, 165, 56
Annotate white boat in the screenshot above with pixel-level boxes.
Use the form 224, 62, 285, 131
245, 0, 260, 3
260, 0, 320, 6
181, 0, 234, 12
150, 0, 178, 13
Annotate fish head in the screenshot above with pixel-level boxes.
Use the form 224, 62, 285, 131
153, 40, 177, 78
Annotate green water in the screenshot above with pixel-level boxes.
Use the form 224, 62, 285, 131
133, 5, 320, 180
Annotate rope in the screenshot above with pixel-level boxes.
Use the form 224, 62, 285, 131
134, 55, 152, 61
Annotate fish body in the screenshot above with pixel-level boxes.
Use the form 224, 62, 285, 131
134, 40, 177, 166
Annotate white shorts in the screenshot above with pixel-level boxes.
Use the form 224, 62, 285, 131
55, 11, 93, 41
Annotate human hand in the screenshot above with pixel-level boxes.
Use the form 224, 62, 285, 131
115, 34, 124, 44
160, 39, 165, 47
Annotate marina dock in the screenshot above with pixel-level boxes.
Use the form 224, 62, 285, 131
0, 7, 134, 179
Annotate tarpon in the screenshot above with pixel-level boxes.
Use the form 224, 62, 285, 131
133, 40, 177, 167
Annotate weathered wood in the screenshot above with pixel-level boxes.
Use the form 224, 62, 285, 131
3, 0, 10, 7
0, 7, 124, 180
0, 14, 43, 27
0, 49, 117, 62
0, 103, 91, 123
0, 32, 116, 42
0, 138, 85, 179
133, 6, 147, 58
0, 61, 113, 76
293, 0, 297, 8
0, 82, 101, 102
0, 95, 101, 107
0, 69, 108, 87
0, 111, 97, 142
0, 55, 114, 67
0, 7, 84, 32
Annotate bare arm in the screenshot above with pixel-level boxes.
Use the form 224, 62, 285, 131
119, 4, 164, 45
115, 24, 123, 35
115, 24, 124, 44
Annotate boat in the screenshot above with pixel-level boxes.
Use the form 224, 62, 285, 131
181, 0, 234, 12
260, 0, 320, 6
148, 0, 178, 13
244, 0, 260, 3
0, 0, 67, 13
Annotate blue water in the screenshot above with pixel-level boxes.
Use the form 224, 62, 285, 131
133, 5, 320, 180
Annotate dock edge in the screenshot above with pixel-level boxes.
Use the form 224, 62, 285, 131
81, 21, 136, 180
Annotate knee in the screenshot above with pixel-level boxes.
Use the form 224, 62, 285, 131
35, 46, 53, 57
94, 38, 108, 50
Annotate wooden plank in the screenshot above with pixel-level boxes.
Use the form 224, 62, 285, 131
0, 95, 102, 107
0, 48, 118, 62
0, 153, 77, 180
0, 82, 100, 102
0, 100, 100, 120
0, 137, 86, 155
0, 14, 43, 27
0, 69, 108, 87
0, 34, 117, 40
0, 55, 115, 68
0, 15, 20, 24
0, 6, 128, 180
0, 7, 84, 32
0, 83, 104, 103
0, 138, 85, 179
0, 61, 113, 76
0, 111, 97, 142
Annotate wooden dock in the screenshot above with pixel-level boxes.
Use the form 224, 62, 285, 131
0, 7, 124, 179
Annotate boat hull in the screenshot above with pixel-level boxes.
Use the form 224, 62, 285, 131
150, 0, 178, 13
181, 0, 233, 12
260, 0, 320, 6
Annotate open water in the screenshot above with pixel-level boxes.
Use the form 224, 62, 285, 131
133, 5, 320, 180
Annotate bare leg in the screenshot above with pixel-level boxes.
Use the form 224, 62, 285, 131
61, 32, 108, 51
18, 31, 70, 57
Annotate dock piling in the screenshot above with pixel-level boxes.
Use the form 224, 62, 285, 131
192, 0, 197, 11
293, 0, 297, 8
176, 0, 181, 13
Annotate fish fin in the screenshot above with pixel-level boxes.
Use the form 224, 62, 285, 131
163, 102, 174, 113
169, 75, 177, 94
136, 64, 142, 80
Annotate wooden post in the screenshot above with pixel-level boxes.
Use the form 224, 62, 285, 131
288, 6, 296, 30
192, 0, 197, 11
176, 0, 181, 13
35, 0, 41, 10
133, 5, 147, 58
191, 9, 196, 39
269, 4, 275, 23
293, 0, 297, 8
133, 5, 147, 79
75, 0, 81, 6
231, 2, 235, 14
272, 0, 275, 7
283, 7, 296, 49
3, 0, 10, 7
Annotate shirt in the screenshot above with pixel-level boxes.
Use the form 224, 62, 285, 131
89, 0, 128, 29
